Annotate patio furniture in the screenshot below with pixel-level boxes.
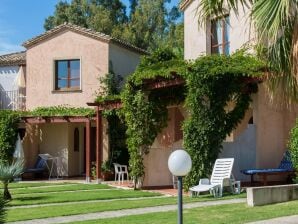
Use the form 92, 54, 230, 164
241, 151, 295, 185
189, 158, 240, 197
23, 155, 48, 178
39, 154, 64, 180
113, 163, 129, 184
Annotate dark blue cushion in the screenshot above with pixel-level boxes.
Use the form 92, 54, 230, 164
241, 168, 290, 175
34, 157, 46, 169
242, 151, 294, 175
24, 156, 47, 173
278, 151, 293, 170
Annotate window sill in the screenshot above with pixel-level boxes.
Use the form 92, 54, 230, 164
52, 89, 82, 93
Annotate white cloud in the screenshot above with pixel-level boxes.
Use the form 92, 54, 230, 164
0, 39, 24, 55
0, 21, 24, 55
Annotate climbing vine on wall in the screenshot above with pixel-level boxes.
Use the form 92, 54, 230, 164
0, 111, 20, 164
121, 48, 186, 188
183, 54, 261, 189
95, 72, 129, 171
121, 48, 264, 189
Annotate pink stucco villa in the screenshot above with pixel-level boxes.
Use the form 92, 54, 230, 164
1, 1, 297, 188
139, 0, 298, 188
0, 23, 145, 182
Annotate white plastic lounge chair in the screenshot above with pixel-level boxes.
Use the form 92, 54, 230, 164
113, 163, 129, 184
189, 158, 240, 197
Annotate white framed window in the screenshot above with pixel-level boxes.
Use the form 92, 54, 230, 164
54, 59, 80, 91
211, 16, 230, 55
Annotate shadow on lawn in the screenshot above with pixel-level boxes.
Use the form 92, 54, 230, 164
9, 195, 49, 203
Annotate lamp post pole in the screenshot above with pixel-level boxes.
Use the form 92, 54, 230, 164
177, 176, 183, 224
168, 149, 192, 224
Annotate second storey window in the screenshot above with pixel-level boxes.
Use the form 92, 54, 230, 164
55, 59, 80, 90
211, 16, 230, 55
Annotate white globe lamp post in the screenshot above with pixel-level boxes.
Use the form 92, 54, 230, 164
168, 149, 192, 224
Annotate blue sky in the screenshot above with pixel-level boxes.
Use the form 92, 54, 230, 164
0, 0, 180, 55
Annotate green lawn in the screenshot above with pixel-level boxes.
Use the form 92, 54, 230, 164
6, 193, 245, 222
73, 200, 298, 224
1, 182, 73, 189
8, 188, 161, 206
4, 181, 245, 222
10, 183, 111, 195
6, 181, 296, 224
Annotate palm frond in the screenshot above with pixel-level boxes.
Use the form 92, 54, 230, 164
251, 0, 296, 43
197, 0, 251, 26
253, 1, 298, 102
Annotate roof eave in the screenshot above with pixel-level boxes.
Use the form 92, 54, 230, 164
22, 24, 147, 55
0, 62, 26, 67
180, 0, 194, 11
22, 26, 111, 49
110, 39, 148, 55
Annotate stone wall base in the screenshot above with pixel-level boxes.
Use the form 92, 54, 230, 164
247, 184, 298, 206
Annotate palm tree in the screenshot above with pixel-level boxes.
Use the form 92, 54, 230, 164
197, 0, 298, 102
0, 160, 23, 200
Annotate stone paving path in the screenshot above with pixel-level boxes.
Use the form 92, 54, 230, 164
8, 198, 245, 224
246, 215, 298, 224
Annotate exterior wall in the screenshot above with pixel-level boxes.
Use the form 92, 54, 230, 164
222, 124, 256, 181
0, 66, 19, 91
182, 0, 298, 183
38, 123, 69, 176
184, 0, 206, 59
23, 29, 141, 178
22, 124, 41, 168
25, 30, 109, 109
22, 120, 108, 177
143, 107, 184, 187
22, 123, 69, 176
254, 84, 298, 170
109, 43, 141, 79
183, 0, 253, 60
223, 83, 298, 182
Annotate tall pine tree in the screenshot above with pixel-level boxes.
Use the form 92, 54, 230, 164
44, 0, 183, 52
44, 0, 127, 35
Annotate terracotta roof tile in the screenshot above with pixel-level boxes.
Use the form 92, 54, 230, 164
0, 51, 26, 66
23, 23, 147, 54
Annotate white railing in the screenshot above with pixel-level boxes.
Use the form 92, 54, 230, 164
0, 89, 26, 110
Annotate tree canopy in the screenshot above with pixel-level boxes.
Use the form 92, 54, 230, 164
44, 0, 183, 53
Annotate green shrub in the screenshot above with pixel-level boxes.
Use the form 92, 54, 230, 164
288, 120, 298, 182
0, 111, 20, 164
0, 159, 24, 200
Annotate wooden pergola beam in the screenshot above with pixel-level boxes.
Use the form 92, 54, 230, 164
21, 116, 94, 124
87, 100, 122, 111
142, 76, 185, 90
85, 119, 91, 182
96, 109, 102, 183
86, 76, 186, 110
